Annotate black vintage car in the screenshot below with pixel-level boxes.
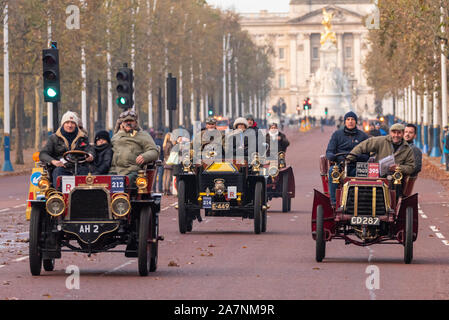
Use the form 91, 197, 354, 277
28, 150, 163, 276
176, 149, 268, 234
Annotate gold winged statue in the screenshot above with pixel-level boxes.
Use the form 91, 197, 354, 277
320, 8, 337, 46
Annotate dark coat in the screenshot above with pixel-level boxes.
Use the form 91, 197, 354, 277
326, 127, 369, 163
266, 131, 290, 156
90, 143, 113, 175
39, 127, 93, 168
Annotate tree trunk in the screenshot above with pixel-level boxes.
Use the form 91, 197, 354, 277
14, 74, 24, 164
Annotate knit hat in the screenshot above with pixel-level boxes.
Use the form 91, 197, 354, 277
344, 111, 358, 123
245, 114, 255, 120
390, 123, 405, 131
233, 117, 249, 129
61, 111, 79, 127
119, 109, 138, 122
95, 130, 111, 144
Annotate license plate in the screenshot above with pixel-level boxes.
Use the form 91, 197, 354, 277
350, 216, 380, 226
212, 202, 230, 210
203, 196, 212, 209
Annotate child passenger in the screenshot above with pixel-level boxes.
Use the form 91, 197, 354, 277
91, 130, 113, 175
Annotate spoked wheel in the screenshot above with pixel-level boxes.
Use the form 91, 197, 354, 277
138, 207, 152, 276
29, 206, 43, 276
149, 210, 159, 272
254, 182, 263, 234
282, 173, 289, 213
43, 259, 55, 272
177, 180, 188, 234
315, 205, 326, 262
404, 207, 414, 264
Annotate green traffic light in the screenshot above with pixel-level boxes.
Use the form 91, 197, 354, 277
117, 97, 127, 105
46, 88, 58, 98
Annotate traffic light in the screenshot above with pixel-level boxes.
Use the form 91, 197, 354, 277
325, 107, 328, 115
303, 97, 312, 110
42, 47, 61, 102
208, 109, 214, 116
167, 73, 177, 110
116, 65, 134, 109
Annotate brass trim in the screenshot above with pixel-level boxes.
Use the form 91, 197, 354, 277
341, 181, 350, 209
45, 193, 66, 217
372, 187, 376, 217
354, 186, 358, 217
111, 194, 131, 217
62, 222, 119, 244
85, 173, 96, 185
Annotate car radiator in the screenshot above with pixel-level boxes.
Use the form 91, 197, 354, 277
69, 188, 110, 220
345, 186, 387, 216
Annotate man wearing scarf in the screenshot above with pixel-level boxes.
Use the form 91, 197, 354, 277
326, 111, 369, 205
40, 111, 94, 187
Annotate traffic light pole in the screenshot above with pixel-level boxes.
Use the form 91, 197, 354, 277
53, 102, 59, 133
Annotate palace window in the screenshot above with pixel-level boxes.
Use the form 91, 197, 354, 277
279, 48, 285, 60
279, 74, 286, 89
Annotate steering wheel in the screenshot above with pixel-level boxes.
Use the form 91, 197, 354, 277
63, 150, 90, 164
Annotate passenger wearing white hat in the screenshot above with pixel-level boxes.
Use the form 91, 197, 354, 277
40, 110, 94, 186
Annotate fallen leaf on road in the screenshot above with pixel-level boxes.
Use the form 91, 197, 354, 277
43, 294, 52, 298
208, 244, 216, 247
187, 262, 194, 265
242, 246, 247, 249
429, 235, 434, 238
312, 267, 320, 270
3, 281, 11, 285
168, 261, 179, 267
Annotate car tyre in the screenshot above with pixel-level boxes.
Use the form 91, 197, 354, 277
149, 209, 158, 272
178, 180, 188, 234
254, 182, 263, 234
29, 206, 43, 276
282, 173, 289, 213
43, 259, 55, 272
261, 208, 267, 233
138, 207, 151, 276
404, 207, 413, 264
316, 205, 326, 262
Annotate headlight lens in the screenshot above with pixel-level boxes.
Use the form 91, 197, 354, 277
111, 195, 131, 217
136, 177, 148, 189
268, 166, 279, 177
45, 194, 65, 217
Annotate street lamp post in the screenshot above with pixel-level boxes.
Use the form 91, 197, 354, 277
2, 3, 13, 172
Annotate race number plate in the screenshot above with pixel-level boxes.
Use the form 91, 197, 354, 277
350, 216, 380, 226
111, 176, 125, 193
203, 196, 212, 209
212, 202, 230, 210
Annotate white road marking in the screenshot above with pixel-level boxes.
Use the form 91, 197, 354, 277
430, 226, 439, 232
13, 204, 26, 208
442, 240, 449, 246
436, 233, 445, 239
14, 256, 29, 262
421, 214, 428, 219
103, 260, 136, 275
418, 210, 424, 214
0, 208, 10, 213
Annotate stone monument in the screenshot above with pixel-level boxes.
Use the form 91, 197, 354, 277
309, 8, 353, 118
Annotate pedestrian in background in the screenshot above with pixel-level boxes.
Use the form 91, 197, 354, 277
153, 131, 164, 193
443, 126, 449, 171
162, 132, 175, 195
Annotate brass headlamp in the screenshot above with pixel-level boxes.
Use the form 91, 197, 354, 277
251, 152, 261, 172
393, 167, 403, 185
136, 170, 149, 194
278, 152, 286, 169
111, 193, 131, 217
38, 172, 51, 192
331, 165, 343, 184
45, 190, 65, 217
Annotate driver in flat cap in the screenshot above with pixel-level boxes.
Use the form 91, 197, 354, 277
347, 123, 415, 177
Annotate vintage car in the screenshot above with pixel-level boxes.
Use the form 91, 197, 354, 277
263, 151, 295, 212
28, 150, 163, 276
312, 152, 418, 264
176, 147, 269, 234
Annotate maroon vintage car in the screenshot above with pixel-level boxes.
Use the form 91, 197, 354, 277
28, 150, 163, 276
264, 151, 295, 212
311, 152, 418, 264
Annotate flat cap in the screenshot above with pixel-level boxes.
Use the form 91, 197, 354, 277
389, 123, 405, 131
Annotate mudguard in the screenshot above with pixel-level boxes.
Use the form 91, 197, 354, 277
279, 166, 295, 198
311, 189, 335, 240
395, 193, 419, 242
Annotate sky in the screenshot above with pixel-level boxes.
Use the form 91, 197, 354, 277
206, 0, 290, 13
